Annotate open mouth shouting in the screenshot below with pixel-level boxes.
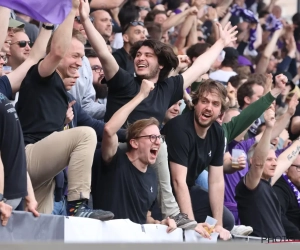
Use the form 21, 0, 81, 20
150, 147, 159, 158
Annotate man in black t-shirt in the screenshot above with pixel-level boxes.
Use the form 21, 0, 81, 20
80, 0, 237, 229
16, 1, 113, 220
100, 78, 176, 231
235, 107, 300, 239
163, 80, 233, 241
273, 156, 300, 239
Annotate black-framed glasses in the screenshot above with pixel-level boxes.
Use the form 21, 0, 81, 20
0, 54, 7, 63
134, 134, 165, 143
11, 40, 32, 48
291, 165, 300, 172
123, 21, 144, 33
91, 65, 103, 73
75, 16, 94, 23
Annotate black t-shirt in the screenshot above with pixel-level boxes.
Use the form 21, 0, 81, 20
235, 178, 286, 238
16, 61, 68, 145
104, 68, 184, 126
288, 102, 300, 141
93, 148, 157, 224
112, 48, 135, 76
162, 110, 225, 187
273, 176, 300, 239
0, 76, 27, 199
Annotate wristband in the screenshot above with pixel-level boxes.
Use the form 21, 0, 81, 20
42, 23, 55, 30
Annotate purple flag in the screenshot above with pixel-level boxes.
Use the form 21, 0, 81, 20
0, 0, 72, 24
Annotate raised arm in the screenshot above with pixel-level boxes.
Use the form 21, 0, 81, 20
271, 138, 300, 185
181, 22, 237, 89
102, 79, 154, 164
0, 7, 10, 49
80, 0, 119, 81
7, 25, 52, 94
245, 108, 275, 190
90, 0, 124, 9
38, 0, 79, 78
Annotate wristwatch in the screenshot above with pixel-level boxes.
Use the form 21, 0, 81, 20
42, 23, 55, 30
0, 193, 6, 203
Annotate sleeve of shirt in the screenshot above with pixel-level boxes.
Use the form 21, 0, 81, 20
166, 74, 184, 108
234, 138, 256, 153
106, 67, 133, 94
224, 92, 275, 143
0, 76, 12, 99
163, 119, 190, 167
210, 125, 225, 166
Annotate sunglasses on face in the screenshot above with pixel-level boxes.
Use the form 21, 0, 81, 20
11, 40, 33, 48
74, 16, 94, 24
139, 6, 151, 11
91, 65, 103, 73
123, 21, 144, 33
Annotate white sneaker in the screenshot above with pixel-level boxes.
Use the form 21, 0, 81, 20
231, 225, 253, 236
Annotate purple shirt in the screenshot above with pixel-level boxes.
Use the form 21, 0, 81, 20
225, 138, 285, 208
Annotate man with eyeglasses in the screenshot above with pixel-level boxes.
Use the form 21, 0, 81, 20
113, 21, 146, 76
99, 78, 176, 232
273, 155, 300, 239
7, 29, 32, 70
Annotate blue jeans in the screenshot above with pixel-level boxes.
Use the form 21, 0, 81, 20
195, 170, 208, 191
52, 196, 67, 216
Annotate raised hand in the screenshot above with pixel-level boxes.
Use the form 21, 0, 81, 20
264, 107, 276, 128
79, 0, 90, 22
274, 73, 288, 93
189, 6, 199, 16
177, 55, 192, 71
140, 79, 155, 98
216, 22, 238, 47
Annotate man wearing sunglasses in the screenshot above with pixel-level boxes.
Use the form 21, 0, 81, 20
273, 155, 300, 239
7, 30, 32, 70
113, 21, 146, 76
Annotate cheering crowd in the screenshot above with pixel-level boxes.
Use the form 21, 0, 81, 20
1, 0, 300, 241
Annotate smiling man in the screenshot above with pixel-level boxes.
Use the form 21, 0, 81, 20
162, 80, 234, 240
15, 0, 113, 220
7, 30, 31, 70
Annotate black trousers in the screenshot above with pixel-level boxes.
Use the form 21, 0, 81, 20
189, 185, 235, 231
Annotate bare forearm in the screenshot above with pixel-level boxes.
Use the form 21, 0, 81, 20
50, 8, 77, 56
263, 29, 281, 58
173, 182, 194, 220
0, 7, 10, 49
90, 0, 124, 9
29, 27, 52, 61
209, 180, 224, 226
271, 113, 291, 139
162, 10, 189, 32
105, 94, 144, 136
25, 172, 35, 201
253, 127, 272, 165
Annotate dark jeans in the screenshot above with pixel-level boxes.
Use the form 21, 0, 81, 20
189, 185, 235, 231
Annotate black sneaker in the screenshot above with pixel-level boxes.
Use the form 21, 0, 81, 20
170, 213, 197, 230
74, 203, 114, 221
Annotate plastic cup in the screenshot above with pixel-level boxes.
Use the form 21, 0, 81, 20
2, 66, 12, 74
232, 149, 245, 169
204, 216, 217, 234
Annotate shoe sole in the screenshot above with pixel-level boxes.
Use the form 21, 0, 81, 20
91, 214, 115, 221
177, 221, 198, 230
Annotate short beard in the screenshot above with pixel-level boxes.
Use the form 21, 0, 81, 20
137, 64, 160, 81
194, 113, 215, 128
